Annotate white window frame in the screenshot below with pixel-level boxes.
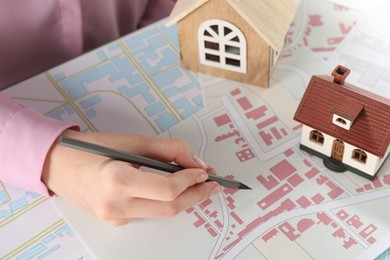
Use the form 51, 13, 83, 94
332, 114, 352, 130
198, 19, 247, 73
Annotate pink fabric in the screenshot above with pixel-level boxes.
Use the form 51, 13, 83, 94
0, 0, 176, 88
0, 0, 175, 195
0, 93, 79, 196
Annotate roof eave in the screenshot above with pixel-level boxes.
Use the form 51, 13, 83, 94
166, 0, 208, 27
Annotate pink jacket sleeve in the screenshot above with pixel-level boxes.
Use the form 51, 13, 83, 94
0, 0, 175, 195
0, 93, 79, 196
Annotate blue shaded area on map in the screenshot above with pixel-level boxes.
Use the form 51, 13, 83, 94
375, 247, 390, 260
15, 224, 75, 260
50, 23, 202, 133
0, 197, 28, 219
0, 191, 7, 203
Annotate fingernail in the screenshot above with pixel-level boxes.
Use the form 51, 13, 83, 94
210, 184, 222, 196
196, 172, 208, 183
193, 156, 208, 169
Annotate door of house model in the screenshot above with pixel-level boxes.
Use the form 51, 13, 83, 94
331, 139, 344, 161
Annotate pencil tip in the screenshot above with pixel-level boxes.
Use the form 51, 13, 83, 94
239, 183, 252, 190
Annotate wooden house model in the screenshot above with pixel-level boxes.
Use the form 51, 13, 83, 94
294, 65, 390, 180
166, 0, 301, 88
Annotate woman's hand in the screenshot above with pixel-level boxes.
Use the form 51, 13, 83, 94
42, 129, 221, 226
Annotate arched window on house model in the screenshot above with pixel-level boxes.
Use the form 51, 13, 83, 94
198, 19, 247, 73
352, 149, 367, 163
309, 130, 324, 144
336, 117, 347, 125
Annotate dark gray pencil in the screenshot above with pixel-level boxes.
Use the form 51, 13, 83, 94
59, 136, 251, 190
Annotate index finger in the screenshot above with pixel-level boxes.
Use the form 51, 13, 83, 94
130, 136, 210, 170
121, 181, 221, 220
125, 167, 210, 201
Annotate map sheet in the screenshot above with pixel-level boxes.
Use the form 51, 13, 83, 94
53, 47, 390, 260
53, 0, 390, 259
0, 20, 202, 260
1, 0, 390, 259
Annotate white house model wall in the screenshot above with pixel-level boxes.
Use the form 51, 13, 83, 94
301, 125, 381, 177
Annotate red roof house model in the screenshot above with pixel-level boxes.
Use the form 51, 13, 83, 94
294, 65, 390, 180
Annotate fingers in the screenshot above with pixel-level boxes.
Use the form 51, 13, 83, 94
129, 181, 221, 218
59, 132, 222, 226
125, 168, 210, 201
61, 132, 210, 170
91, 162, 222, 225
131, 136, 210, 170
99, 181, 221, 225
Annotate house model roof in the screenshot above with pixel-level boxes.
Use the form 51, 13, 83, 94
166, 0, 301, 51
294, 75, 390, 157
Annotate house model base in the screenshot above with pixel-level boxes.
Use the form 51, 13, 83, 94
294, 65, 390, 180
